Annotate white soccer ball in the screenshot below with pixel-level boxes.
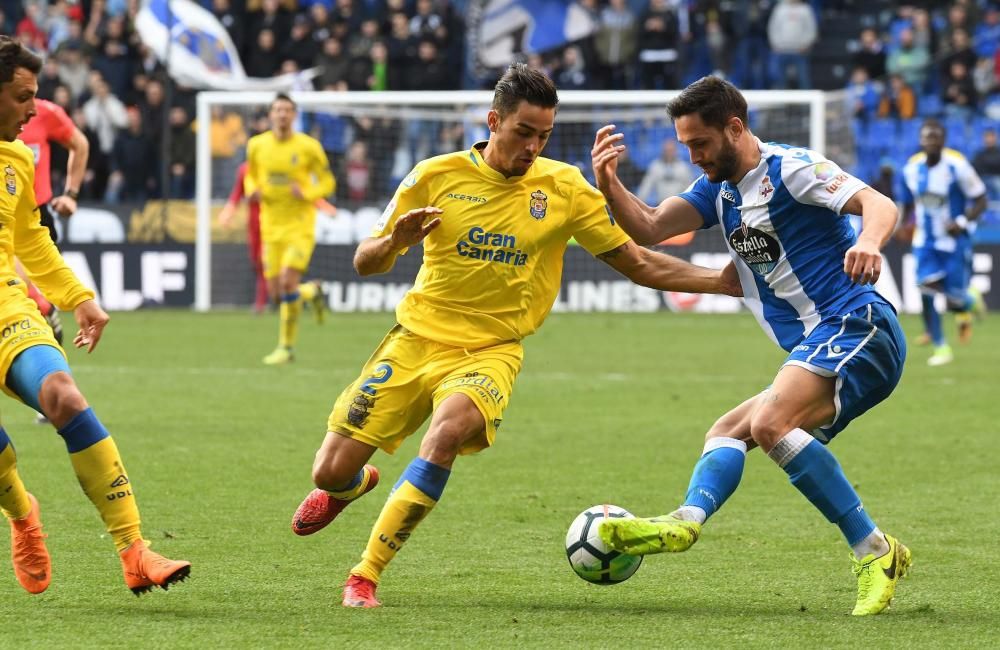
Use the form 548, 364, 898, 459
565, 504, 643, 585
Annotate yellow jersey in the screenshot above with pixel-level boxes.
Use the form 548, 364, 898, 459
244, 131, 335, 242
374, 142, 631, 348
0, 140, 94, 310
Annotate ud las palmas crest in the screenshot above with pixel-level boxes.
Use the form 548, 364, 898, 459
5, 164, 16, 195
529, 189, 548, 220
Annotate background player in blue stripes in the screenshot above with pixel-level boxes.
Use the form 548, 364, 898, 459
591, 76, 910, 616
900, 119, 987, 366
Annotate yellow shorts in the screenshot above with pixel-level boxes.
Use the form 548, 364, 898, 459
0, 283, 63, 400
261, 233, 315, 279
328, 325, 523, 454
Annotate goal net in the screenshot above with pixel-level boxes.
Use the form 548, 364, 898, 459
195, 89, 845, 312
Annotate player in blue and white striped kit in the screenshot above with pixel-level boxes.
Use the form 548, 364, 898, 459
591, 76, 910, 616
900, 119, 987, 366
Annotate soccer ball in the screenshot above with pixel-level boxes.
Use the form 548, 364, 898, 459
565, 504, 643, 585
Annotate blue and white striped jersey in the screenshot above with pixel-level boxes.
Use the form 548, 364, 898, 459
899, 148, 986, 253
681, 139, 881, 351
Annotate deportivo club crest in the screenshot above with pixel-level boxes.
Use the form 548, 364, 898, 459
759, 175, 774, 199
529, 189, 548, 220
4, 165, 15, 195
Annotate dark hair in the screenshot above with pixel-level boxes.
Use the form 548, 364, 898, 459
492, 62, 558, 117
0, 36, 43, 88
921, 117, 945, 137
666, 76, 749, 131
270, 92, 296, 111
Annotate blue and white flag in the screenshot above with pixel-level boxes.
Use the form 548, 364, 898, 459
466, 0, 596, 81
135, 0, 316, 91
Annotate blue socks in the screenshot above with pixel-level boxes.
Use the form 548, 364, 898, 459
768, 428, 876, 546
393, 457, 451, 501
921, 292, 944, 346
57, 408, 111, 453
682, 438, 747, 520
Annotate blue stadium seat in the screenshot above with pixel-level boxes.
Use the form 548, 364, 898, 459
919, 94, 942, 117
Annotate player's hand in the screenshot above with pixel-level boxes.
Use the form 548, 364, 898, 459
218, 202, 236, 228
591, 124, 625, 193
290, 183, 304, 200
389, 207, 443, 250
945, 215, 969, 236
73, 299, 110, 353
844, 239, 882, 284
720, 260, 743, 297
50, 195, 77, 217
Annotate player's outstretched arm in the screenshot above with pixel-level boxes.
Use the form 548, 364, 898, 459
354, 207, 442, 276
592, 125, 703, 245
73, 299, 110, 353
596, 240, 743, 296
841, 188, 897, 284
50, 127, 89, 217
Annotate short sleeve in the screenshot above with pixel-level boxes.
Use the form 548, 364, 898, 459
780, 152, 867, 215
569, 174, 631, 255
954, 156, 987, 200
679, 175, 721, 228
42, 102, 75, 144
371, 164, 429, 238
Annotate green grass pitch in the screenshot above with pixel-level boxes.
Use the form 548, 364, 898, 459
0, 310, 996, 648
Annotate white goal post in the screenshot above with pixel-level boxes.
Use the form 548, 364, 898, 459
194, 89, 832, 311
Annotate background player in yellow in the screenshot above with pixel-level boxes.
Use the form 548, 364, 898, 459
0, 37, 190, 596
244, 93, 335, 365
290, 63, 743, 608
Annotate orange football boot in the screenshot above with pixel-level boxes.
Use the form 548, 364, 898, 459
342, 574, 381, 608
119, 540, 191, 595
10, 493, 51, 594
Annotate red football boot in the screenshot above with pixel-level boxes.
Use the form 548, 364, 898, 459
342, 574, 381, 608
291, 465, 379, 536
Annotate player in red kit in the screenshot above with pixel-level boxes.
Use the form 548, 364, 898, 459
219, 162, 268, 313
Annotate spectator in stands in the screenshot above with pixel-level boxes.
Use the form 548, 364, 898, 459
82, 75, 128, 166
249, 0, 291, 54
15, 3, 47, 52
594, 0, 637, 90
636, 139, 696, 205
637, 0, 684, 90
942, 29, 978, 80
852, 28, 886, 81
732, 0, 770, 90
168, 106, 195, 199
106, 107, 156, 203
556, 45, 590, 90
93, 16, 133, 99
309, 3, 332, 45
315, 37, 350, 90
870, 158, 896, 203
887, 28, 930, 95
247, 29, 281, 78
331, 0, 363, 34
878, 73, 917, 120
56, 41, 90, 101
696, 0, 735, 79
847, 67, 881, 122
348, 17, 380, 61
36, 57, 63, 101
407, 39, 450, 90
409, 0, 445, 47
385, 12, 416, 90
767, 0, 816, 90
942, 60, 978, 120
941, 3, 972, 59
366, 41, 389, 91
282, 14, 319, 71
212, 0, 245, 58
972, 128, 1000, 198
71, 106, 104, 200
909, 9, 936, 61
343, 140, 372, 204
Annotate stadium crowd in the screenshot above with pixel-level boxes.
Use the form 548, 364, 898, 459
2, 0, 999, 214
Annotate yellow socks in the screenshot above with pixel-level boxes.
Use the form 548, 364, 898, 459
69, 437, 142, 551
279, 292, 302, 350
0, 435, 30, 520
327, 466, 377, 501
350, 458, 450, 584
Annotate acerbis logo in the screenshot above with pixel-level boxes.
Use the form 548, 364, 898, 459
446, 192, 487, 204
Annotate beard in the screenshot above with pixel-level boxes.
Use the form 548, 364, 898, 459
706, 138, 741, 183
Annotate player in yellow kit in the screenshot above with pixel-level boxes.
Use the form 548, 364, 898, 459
244, 93, 335, 365
0, 36, 189, 595
290, 63, 742, 608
